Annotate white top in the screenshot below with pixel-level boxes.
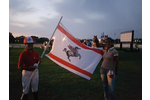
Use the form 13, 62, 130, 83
101, 47, 118, 70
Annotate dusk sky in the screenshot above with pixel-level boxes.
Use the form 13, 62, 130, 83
9, 0, 142, 39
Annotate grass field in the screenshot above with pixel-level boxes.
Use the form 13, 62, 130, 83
9, 48, 142, 100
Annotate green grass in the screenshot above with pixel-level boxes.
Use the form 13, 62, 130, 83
9, 48, 142, 100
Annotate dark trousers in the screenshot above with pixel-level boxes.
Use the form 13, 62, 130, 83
22, 91, 38, 100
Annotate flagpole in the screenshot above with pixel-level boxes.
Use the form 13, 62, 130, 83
20, 16, 63, 100
39, 16, 63, 61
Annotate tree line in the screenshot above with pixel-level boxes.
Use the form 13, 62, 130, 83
9, 32, 49, 44
9, 32, 142, 44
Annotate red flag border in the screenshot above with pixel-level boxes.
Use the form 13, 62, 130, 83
48, 23, 103, 79
58, 23, 104, 56
48, 53, 92, 78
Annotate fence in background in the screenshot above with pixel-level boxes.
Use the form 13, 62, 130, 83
9, 44, 42, 48
9, 43, 142, 49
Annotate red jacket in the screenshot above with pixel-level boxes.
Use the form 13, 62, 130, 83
18, 49, 39, 71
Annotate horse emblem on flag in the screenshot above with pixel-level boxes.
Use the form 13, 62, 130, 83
45, 21, 103, 80
63, 44, 81, 61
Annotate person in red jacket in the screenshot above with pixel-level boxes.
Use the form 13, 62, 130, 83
18, 36, 42, 100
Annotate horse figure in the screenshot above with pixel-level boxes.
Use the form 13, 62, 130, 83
92, 35, 100, 47
63, 44, 81, 62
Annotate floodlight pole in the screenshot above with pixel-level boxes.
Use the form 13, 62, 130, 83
130, 30, 134, 51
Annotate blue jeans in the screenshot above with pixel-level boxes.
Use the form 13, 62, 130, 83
100, 67, 115, 100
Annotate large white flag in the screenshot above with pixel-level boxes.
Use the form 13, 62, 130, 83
45, 22, 104, 80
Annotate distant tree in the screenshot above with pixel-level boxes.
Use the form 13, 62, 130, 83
134, 38, 142, 44
31, 36, 39, 43
138, 38, 142, 44
9, 32, 15, 43
15, 36, 25, 43
9, 33, 66, 44
80, 39, 85, 43
114, 39, 120, 44
39, 37, 49, 43
89, 39, 93, 42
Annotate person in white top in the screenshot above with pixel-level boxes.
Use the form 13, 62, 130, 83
100, 37, 119, 100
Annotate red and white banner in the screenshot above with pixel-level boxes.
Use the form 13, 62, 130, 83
45, 22, 104, 80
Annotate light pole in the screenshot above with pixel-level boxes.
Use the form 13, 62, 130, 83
114, 33, 116, 44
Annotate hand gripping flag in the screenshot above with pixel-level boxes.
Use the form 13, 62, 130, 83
45, 22, 104, 80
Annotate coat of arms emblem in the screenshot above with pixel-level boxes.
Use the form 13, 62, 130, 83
63, 44, 81, 61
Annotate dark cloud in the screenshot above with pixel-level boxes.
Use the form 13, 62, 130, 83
48, 0, 142, 39
9, 0, 37, 14
9, 0, 142, 39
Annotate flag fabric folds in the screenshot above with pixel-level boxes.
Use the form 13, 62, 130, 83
45, 22, 104, 80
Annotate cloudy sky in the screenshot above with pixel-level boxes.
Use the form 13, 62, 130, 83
9, 0, 142, 39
